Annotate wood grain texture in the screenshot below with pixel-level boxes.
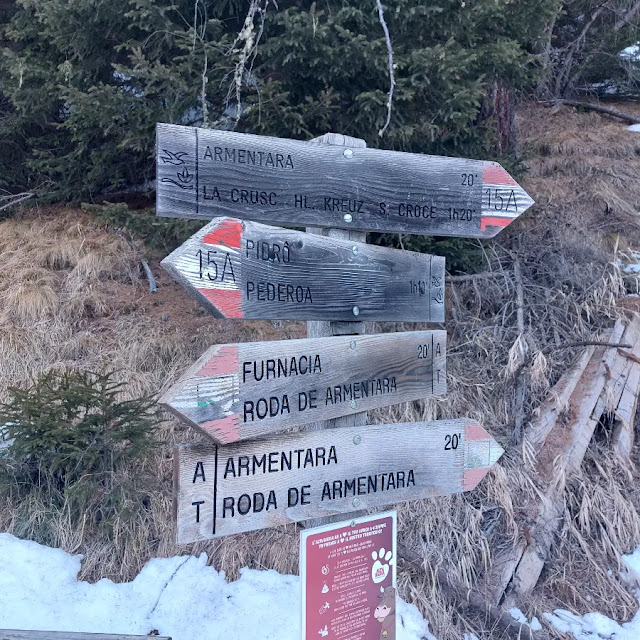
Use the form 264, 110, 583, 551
174, 418, 503, 542
156, 124, 533, 238
161, 217, 445, 322
0, 632, 170, 640
303, 132, 369, 529
161, 331, 446, 444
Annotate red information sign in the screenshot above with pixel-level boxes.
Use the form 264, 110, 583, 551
300, 512, 397, 640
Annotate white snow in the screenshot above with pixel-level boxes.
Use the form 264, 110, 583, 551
622, 546, 640, 588
620, 44, 639, 60
0, 533, 436, 640
629, 124, 640, 133
508, 607, 528, 624
546, 546, 640, 640
507, 607, 543, 632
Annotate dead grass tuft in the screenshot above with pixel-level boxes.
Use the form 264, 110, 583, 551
1, 268, 59, 323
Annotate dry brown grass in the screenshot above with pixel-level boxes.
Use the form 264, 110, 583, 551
1, 103, 640, 639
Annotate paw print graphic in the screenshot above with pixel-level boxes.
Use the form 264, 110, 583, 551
371, 547, 394, 584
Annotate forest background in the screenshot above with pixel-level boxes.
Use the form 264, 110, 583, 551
0, 0, 638, 203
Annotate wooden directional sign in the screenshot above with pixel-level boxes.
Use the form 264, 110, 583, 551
161, 217, 445, 321
157, 124, 533, 238
174, 418, 503, 542
162, 331, 446, 444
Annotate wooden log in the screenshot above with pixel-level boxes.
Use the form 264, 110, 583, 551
161, 330, 446, 444
591, 319, 640, 421
155, 124, 534, 238
612, 362, 640, 458
525, 345, 596, 450
174, 418, 503, 542
397, 544, 543, 640
487, 322, 627, 605
0, 632, 170, 640
160, 216, 445, 322
612, 315, 640, 457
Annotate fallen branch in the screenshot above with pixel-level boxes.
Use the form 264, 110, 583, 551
541, 99, 640, 125
618, 349, 640, 365
0, 192, 34, 212
549, 340, 632, 352
511, 340, 631, 383
512, 260, 527, 444
398, 544, 542, 640
447, 272, 502, 283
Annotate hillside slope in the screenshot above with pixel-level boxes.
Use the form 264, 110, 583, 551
1, 102, 640, 639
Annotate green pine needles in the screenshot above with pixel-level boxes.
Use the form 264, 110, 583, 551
0, 370, 159, 502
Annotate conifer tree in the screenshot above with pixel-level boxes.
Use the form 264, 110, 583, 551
1, 0, 559, 199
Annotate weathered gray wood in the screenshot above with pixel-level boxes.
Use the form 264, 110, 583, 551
303, 133, 370, 529
492, 325, 629, 608
156, 124, 534, 238
611, 315, 640, 457
161, 331, 446, 444
160, 217, 445, 322
174, 418, 503, 542
0, 632, 170, 640
304, 133, 369, 528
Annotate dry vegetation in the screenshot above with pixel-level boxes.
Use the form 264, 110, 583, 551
2, 102, 640, 639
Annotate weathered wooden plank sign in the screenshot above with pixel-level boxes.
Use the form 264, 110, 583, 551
156, 124, 534, 238
174, 418, 503, 542
161, 217, 445, 321
162, 331, 446, 444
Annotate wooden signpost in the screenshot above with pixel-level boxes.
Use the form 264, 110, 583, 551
174, 418, 503, 542
161, 331, 446, 444
156, 124, 533, 238
161, 217, 445, 321
156, 124, 513, 610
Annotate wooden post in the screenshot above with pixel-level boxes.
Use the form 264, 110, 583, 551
305, 133, 369, 527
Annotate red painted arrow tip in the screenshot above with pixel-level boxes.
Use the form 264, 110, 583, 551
198, 288, 243, 318
483, 164, 517, 186
203, 218, 243, 248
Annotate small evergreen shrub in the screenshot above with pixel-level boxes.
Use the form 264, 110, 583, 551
0, 369, 160, 493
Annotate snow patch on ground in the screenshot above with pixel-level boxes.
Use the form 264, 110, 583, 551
507, 607, 543, 633
629, 124, 640, 133
0, 533, 436, 640
546, 547, 640, 640
508, 607, 527, 624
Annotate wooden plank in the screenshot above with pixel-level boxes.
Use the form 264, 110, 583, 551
490, 327, 629, 606
612, 315, 640, 457
161, 331, 446, 444
525, 345, 596, 450
303, 132, 369, 530
591, 319, 637, 421
174, 418, 504, 542
161, 217, 445, 322
156, 124, 534, 238
0, 632, 170, 640
500, 332, 627, 605
612, 362, 640, 457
